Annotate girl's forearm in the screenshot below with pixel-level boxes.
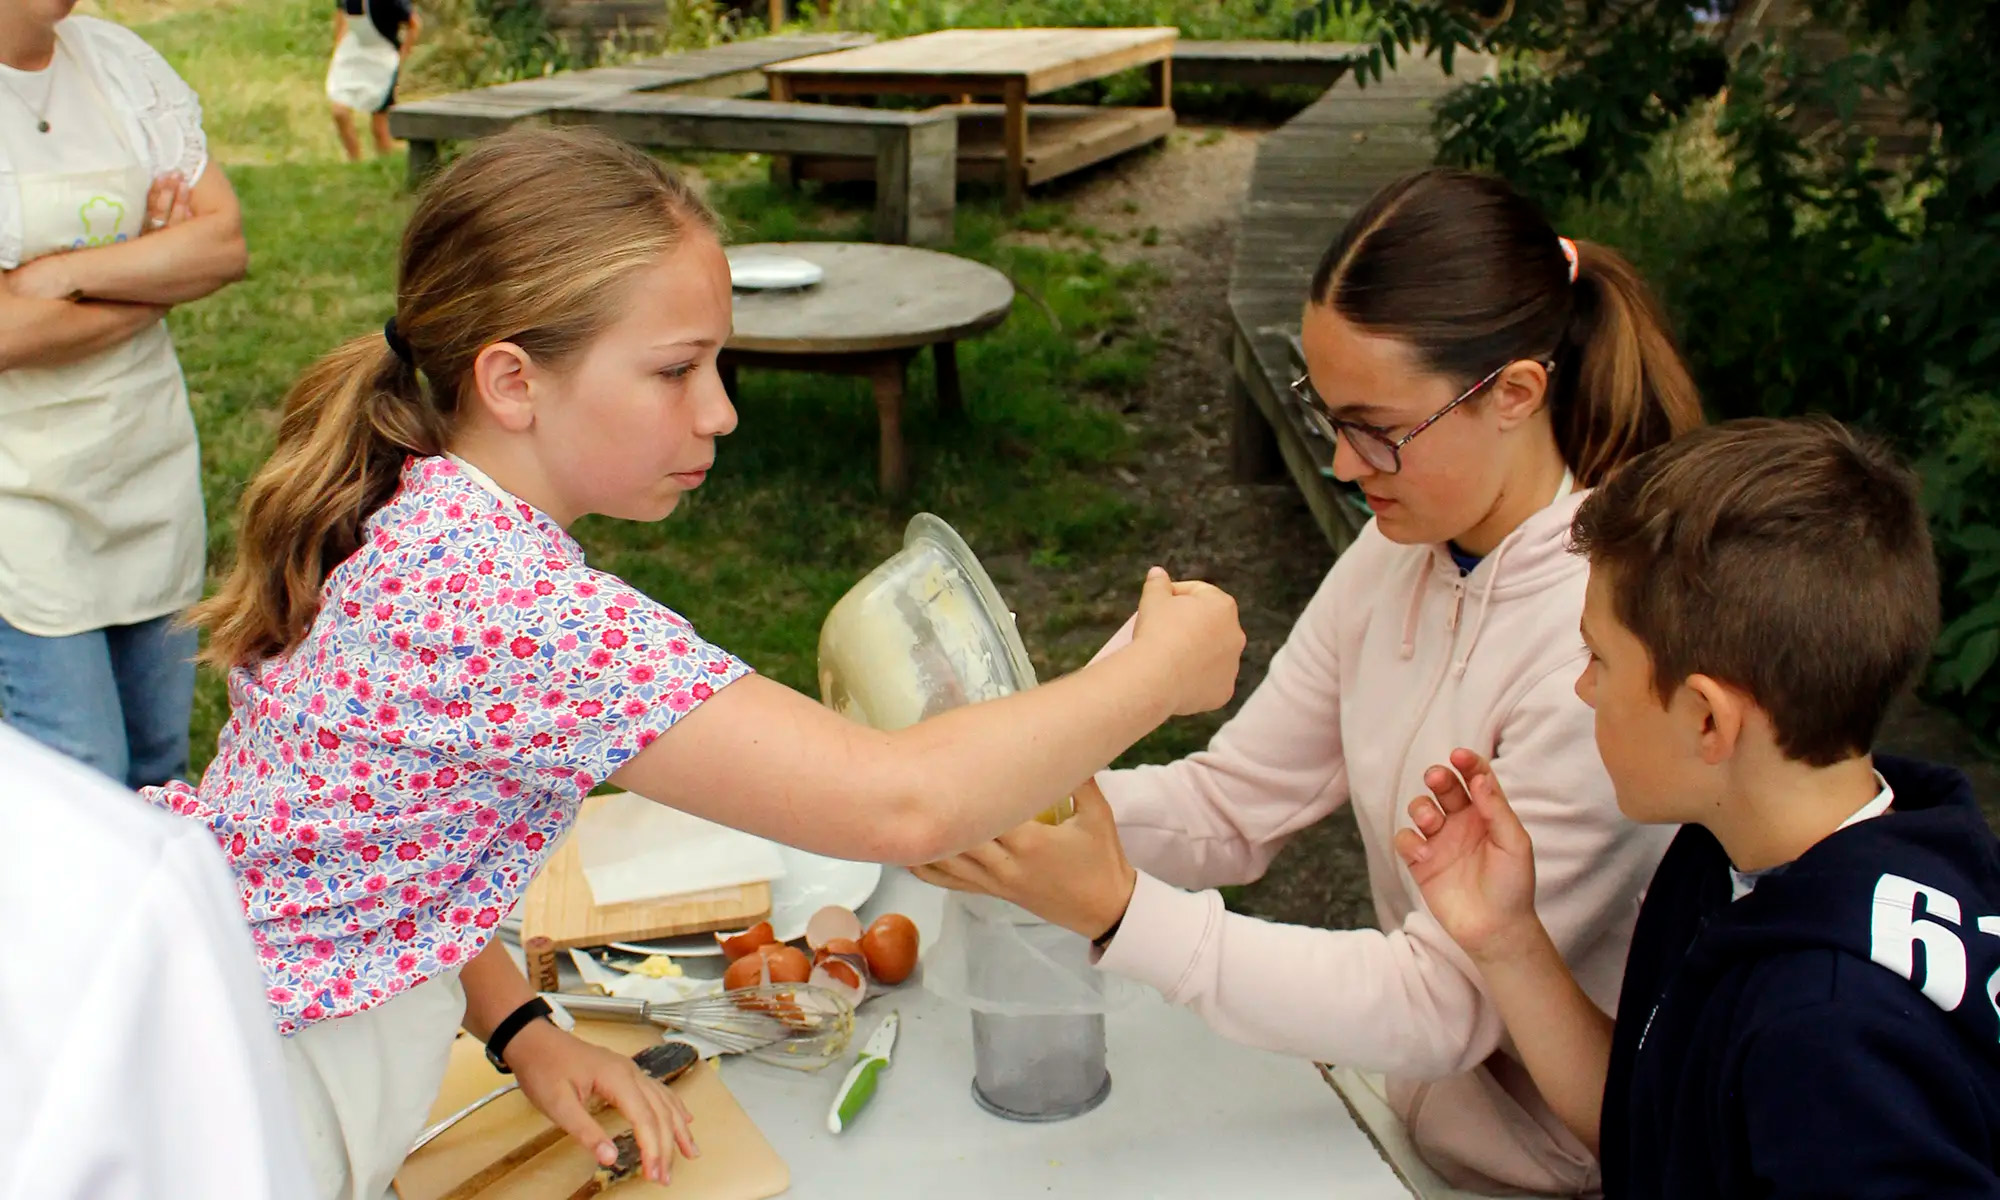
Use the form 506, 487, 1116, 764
459, 937, 537, 1042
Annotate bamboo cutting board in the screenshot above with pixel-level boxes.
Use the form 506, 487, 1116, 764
521, 795, 772, 967
395, 1021, 789, 1200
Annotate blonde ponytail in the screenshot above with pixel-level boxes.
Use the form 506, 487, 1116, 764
193, 127, 718, 670
193, 337, 447, 668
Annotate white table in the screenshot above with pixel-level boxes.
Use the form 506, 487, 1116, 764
700, 869, 1416, 1198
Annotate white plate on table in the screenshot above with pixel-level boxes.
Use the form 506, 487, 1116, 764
610, 845, 882, 957
729, 255, 824, 291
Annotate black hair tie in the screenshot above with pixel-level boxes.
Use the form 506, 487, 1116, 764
383, 316, 415, 367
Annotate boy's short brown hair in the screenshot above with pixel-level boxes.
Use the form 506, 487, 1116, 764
1570, 417, 1939, 767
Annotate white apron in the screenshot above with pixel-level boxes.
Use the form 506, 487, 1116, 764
0, 34, 205, 637
325, 9, 400, 114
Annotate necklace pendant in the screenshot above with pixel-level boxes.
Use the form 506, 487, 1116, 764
36, 119, 49, 133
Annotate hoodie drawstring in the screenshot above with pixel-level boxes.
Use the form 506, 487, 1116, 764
1449, 470, 1574, 678
1399, 554, 1433, 659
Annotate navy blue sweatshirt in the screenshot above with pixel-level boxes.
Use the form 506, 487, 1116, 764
1601, 755, 2000, 1198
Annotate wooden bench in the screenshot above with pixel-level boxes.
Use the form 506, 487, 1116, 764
387, 33, 873, 185
1173, 40, 1367, 91
550, 94, 958, 246
1226, 56, 1478, 551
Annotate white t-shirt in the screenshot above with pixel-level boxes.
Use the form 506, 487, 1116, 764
0, 724, 313, 1200
0, 15, 206, 269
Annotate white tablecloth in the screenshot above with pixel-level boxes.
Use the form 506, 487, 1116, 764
701, 868, 1417, 1199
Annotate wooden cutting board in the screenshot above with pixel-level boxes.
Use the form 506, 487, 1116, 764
395, 1020, 789, 1200
520, 795, 772, 987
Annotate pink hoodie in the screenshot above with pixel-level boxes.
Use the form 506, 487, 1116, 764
1095, 491, 1672, 1195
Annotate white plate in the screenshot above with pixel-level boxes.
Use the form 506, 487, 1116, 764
729, 254, 825, 291
610, 845, 882, 957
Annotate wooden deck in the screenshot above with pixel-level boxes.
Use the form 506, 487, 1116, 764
1227, 56, 1478, 550
1173, 40, 1366, 89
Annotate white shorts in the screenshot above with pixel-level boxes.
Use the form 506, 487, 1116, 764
281, 972, 467, 1200
326, 29, 400, 114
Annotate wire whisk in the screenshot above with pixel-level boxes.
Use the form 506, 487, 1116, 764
547, 985, 856, 1070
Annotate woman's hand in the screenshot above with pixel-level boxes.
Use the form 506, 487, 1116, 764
503, 1020, 698, 1185
1392, 749, 1544, 964
912, 779, 1138, 940
144, 172, 193, 235
1131, 566, 1245, 716
4, 172, 197, 305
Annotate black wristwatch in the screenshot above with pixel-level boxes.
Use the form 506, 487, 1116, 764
486, 997, 556, 1073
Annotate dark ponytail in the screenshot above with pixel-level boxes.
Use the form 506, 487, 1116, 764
1309, 168, 1702, 486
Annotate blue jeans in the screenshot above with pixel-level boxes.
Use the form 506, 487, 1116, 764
0, 613, 197, 789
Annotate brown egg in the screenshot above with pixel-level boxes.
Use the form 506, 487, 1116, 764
723, 952, 765, 991
760, 944, 812, 985
717, 921, 776, 963
860, 913, 920, 985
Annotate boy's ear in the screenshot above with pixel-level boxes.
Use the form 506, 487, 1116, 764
1684, 673, 1747, 766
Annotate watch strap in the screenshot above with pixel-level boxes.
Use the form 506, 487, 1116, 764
485, 996, 554, 1073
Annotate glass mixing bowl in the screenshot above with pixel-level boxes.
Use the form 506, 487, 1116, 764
817, 514, 1074, 825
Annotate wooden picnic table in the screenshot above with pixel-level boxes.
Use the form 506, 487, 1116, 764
722, 242, 1015, 498
765, 27, 1179, 209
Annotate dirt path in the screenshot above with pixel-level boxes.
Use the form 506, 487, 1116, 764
988, 120, 2000, 937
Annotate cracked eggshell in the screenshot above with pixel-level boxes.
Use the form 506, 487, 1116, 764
809, 954, 868, 1006
806, 905, 863, 952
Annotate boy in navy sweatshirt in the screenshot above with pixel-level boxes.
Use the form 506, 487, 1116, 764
1394, 417, 2000, 1198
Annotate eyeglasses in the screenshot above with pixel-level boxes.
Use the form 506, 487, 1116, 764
1290, 359, 1542, 475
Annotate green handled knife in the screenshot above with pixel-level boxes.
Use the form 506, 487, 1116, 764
827, 1010, 899, 1134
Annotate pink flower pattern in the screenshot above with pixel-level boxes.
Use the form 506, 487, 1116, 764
145, 457, 752, 1034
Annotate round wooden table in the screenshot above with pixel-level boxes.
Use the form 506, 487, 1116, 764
723, 242, 1015, 497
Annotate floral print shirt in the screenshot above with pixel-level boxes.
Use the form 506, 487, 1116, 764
148, 456, 751, 1034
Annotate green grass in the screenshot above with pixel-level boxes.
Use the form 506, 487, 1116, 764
91, 0, 1207, 774
92, 0, 354, 163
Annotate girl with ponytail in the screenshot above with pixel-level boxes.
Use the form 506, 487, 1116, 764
916, 168, 1705, 1195
150, 127, 1246, 1199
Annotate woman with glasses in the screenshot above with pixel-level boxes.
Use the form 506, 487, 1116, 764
917, 168, 1704, 1196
